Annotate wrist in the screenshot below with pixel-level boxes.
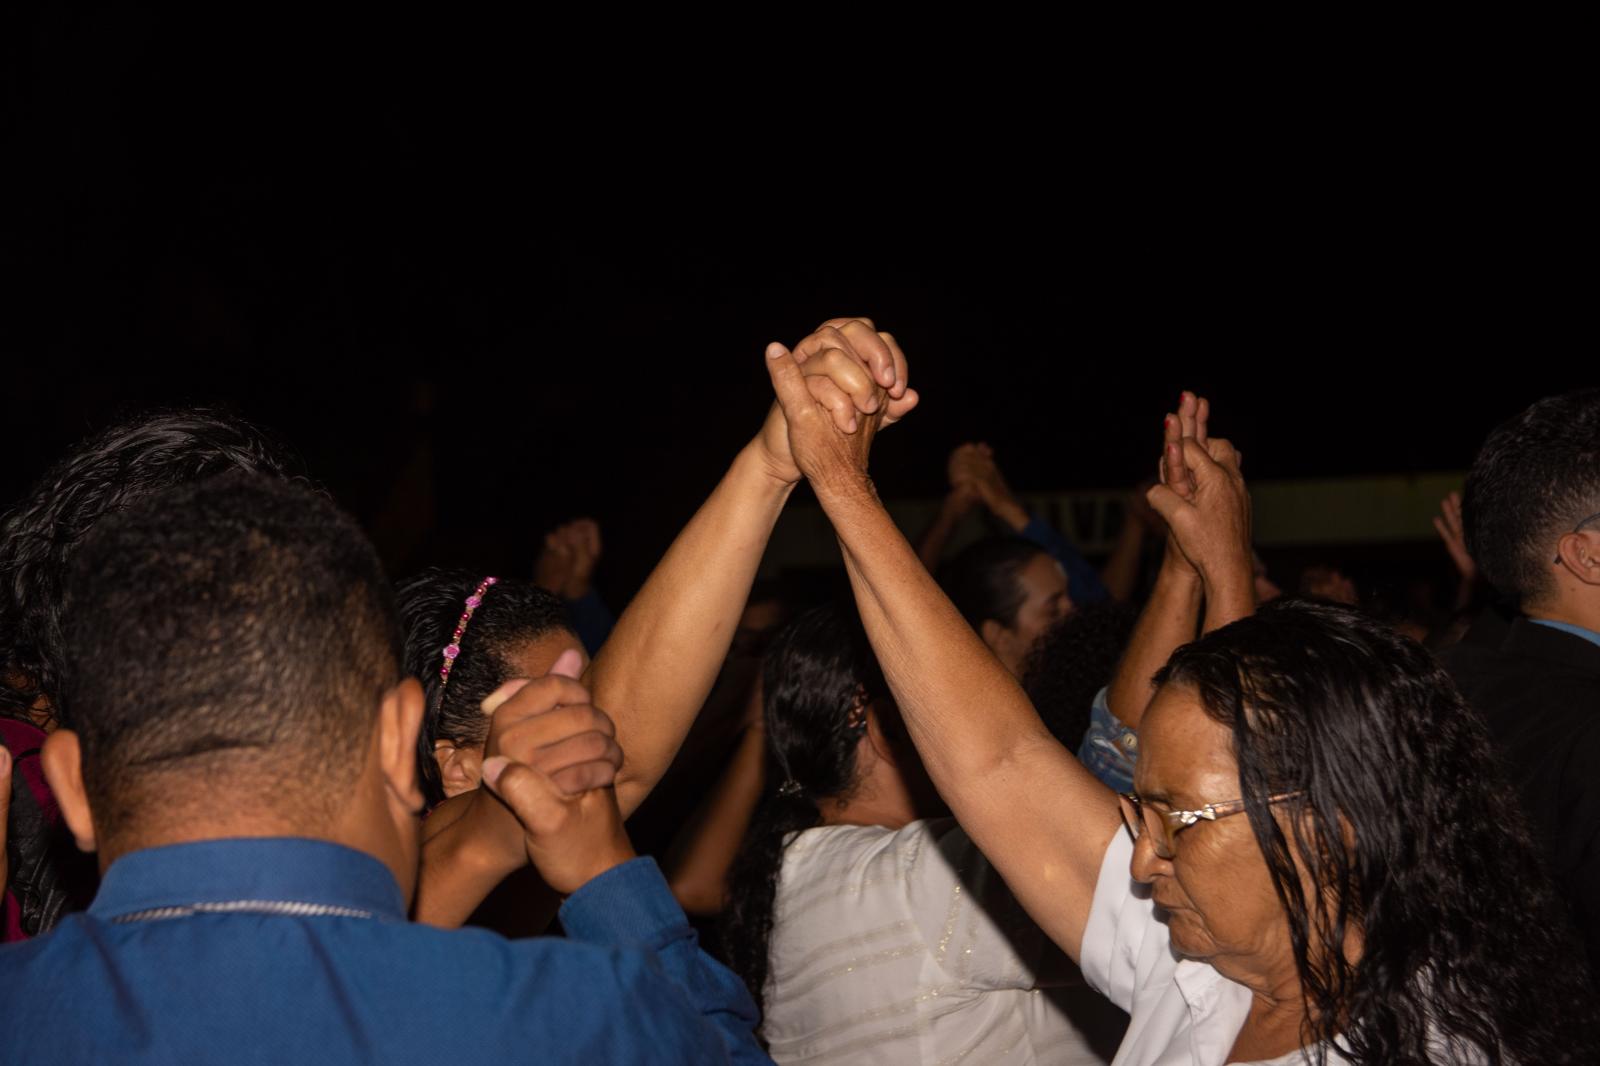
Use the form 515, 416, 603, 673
562, 840, 639, 896
1158, 544, 1203, 586
811, 465, 879, 509
736, 438, 805, 498
941, 491, 975, 517
462, 789, 532, 881
1199, 562, 1256, 623
991, 497, 1030, 531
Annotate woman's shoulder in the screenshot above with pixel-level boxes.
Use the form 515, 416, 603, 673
775, 819, 965, 918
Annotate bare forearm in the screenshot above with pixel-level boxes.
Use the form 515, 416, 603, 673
1100, 519, 1146, 604
816, 474, 1118, 958
1201, 564, 1255, 633
590, 443, 793, 815
1106, 552, 1202, 731
413, 797, 530, 927
916, 494, 969, 571
664, 723, 767, 915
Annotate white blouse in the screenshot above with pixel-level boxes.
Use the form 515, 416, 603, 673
1080, 831, 1348, 1066
761, 818, 1122, 1064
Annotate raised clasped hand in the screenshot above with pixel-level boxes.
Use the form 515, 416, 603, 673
1146, 391, 1252, 588
754, 317, 918, 485
466, 648, 625, 875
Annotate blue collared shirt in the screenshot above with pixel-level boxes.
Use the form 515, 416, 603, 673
1532, 617, 1600, 651
0, 838, 766, 1065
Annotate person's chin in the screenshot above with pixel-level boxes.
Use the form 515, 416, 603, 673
1156, 906, 1212, 959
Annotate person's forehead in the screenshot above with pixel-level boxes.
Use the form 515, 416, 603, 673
1135, 683, 1240, 804
1021, 553, 1068, 591
503, 629, 588, 677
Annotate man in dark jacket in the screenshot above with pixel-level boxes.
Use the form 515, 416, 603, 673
1442, 389, 1600, 981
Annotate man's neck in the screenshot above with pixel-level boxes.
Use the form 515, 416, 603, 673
101, 815, 332, 874
1524, 597, 1600, 637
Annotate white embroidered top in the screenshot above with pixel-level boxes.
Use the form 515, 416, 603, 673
761, 818, 1119, 1065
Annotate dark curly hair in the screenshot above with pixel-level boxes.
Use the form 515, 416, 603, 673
1156, 599, 1600, 1064
395, 568, 575, 807
1022, 601, 1137, 753
0, 407, 305, 730
1462, 388, 1600, 607
720, 602, 889, 1017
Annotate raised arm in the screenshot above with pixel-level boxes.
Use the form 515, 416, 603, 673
414, 320, 916, 927
591, 319, 916, 815
1145, 394, 1256, 634
763, 344, 1119, 961
1105, 393, 1211, 732
916, 446, 982, 571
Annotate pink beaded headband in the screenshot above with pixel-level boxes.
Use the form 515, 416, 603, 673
439, 576, 499, 688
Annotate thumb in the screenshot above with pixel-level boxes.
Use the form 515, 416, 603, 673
1145, 482, 1188, 526
549, 648, 584, 680
0, 745, 12, 825
1179, 437, 1225, 480
481, 755, 562, 828
765, 342, 817, 419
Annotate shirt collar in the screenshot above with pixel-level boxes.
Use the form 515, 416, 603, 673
1530, 618, 1600, 651
88, 837, 407, 922
1172, 955, 1253, 1060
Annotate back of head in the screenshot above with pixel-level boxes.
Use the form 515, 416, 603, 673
1462, 388, 1600, 609
0, 408, 305, 727
722, 602, 888, 1015
938, 536, 1047, 630
1022, 601, 1137, 752
1157, 598, 1598, 1062
59, 471, 399, 850
395, 569, 573, 806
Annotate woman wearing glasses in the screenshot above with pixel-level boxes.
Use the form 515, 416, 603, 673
759, 346, 1598, 1065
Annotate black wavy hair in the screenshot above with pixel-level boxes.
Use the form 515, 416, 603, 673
938, 536, 1050, 632
1022, 601, 1137, 753
395, 568, 575, 807
720, 602, 890, 1016
1156, 598, 1599, 1064
60, 472, 400, 844
0, 407, 305, 730
1462, 388, 1600, 607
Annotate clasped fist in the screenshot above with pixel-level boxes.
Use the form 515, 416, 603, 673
756, 317, 918, 486
475, 649, 635, 895
1146, 391, 1252, 587
762, 318, 918, 490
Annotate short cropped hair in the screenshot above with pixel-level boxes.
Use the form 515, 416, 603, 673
59, 472, 400, 838
0, 408, 305, 727
1462, 389, 1600, 606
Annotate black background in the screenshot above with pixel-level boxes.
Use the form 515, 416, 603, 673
4, 10, 1581, 598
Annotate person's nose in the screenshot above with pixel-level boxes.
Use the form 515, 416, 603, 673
1128, 828, 1173, 885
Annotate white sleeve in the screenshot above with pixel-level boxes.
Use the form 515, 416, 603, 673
1079, 829, 1169, 1013
901, 819, 1062, 993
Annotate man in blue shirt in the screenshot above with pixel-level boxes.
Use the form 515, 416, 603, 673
0, 472, 766, 1064
1441, 389, 1600, 982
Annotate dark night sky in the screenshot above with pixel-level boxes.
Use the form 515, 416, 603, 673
3, 10, 1582, 596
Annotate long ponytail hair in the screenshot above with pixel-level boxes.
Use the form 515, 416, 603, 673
720, 603, 889, 1015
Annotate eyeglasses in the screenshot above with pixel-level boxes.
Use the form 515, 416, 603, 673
1117, 790, 1302, 859
1553, 511, 1600, 564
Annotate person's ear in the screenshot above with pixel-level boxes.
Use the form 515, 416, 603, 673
378, 679, 426, 815
1556, 530, 1600, 587
40, 730, 96, 853
978, 618, 1007, 654
433, 740, 485, 799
